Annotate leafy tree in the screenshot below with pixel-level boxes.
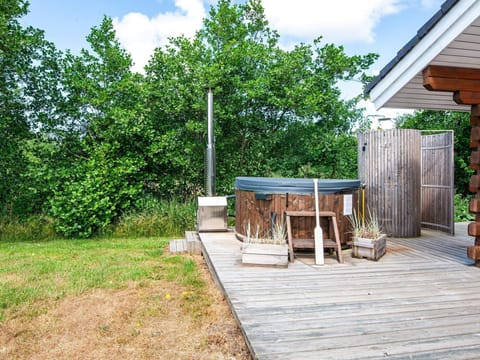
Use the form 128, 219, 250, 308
274, 121, 359, 179
48, 17, 147, 237
146, 0, 377, 195
0, 0, 62, 216
143, 36, 206, 199
1, 0, 379, 237
396, 110, 472, 196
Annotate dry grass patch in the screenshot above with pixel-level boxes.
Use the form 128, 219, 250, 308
0, 238, 249, 359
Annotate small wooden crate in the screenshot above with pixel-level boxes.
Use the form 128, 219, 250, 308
241, 243, 289, 267
352, 234, 387, 261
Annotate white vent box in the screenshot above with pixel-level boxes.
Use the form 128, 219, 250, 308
197, 196, 228, 232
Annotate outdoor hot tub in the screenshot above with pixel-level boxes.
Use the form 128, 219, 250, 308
235, 177, 360, 245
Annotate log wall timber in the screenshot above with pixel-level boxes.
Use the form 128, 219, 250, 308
423, 65, 480, 265
454, 91, 480, 105
468, 105, 480, 264
423, 66, 480, 92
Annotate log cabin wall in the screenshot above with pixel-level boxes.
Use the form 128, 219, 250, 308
235, 190, 357, 245
358, 129, 422, 237
422, 65, 480, 264
468, 105, 480, 264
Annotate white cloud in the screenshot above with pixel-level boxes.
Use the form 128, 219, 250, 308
262, 0, 403, 45
113, 0, 206, 73
112, 0, 431, 75
112, 0, 407, 72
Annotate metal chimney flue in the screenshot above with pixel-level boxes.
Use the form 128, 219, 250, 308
205, 88, 216, 196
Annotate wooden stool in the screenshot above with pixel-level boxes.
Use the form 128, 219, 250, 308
285, 210, 343, 263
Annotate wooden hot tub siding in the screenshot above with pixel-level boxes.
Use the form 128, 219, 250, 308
235, 190, 357, 245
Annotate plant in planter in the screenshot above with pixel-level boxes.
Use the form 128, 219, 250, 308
241, 221, 289, 267
349, 209, 387, 261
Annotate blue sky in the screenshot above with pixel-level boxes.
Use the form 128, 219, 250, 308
21, 0, 445, 118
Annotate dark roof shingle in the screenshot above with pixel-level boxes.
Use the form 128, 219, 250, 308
365, 0, 459, 95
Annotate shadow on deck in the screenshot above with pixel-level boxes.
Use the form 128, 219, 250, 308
199, 223, 480, 360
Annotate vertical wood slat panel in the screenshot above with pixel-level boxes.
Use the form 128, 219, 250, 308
358, 129, 421, 237
421, 131, 454, 234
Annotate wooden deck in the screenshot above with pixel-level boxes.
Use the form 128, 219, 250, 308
199, 223, 480, 360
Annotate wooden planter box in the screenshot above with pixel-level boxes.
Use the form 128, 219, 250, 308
352, 234, 387, 261
241, 243, 288, 267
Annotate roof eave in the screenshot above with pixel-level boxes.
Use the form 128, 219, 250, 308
367, 0, 480, 110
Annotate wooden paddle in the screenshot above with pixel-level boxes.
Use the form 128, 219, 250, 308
314, 179, 324, 265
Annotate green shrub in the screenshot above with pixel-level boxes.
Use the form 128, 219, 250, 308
454, 193, 474, 222
50, 156, 142, 238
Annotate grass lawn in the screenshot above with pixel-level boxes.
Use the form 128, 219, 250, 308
0, 237, 248, 359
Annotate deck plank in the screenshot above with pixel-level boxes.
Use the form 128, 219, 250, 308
199, 224, 480, 359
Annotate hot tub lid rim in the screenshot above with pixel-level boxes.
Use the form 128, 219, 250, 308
234, 177, 360, 194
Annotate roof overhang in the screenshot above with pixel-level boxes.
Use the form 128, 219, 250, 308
366, 0, 480, 112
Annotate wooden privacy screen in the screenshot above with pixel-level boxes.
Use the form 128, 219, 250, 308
235, 190, 357, 245
358, 129, 422, 237
421, 132, 454, 235
358, 129, 454, 237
